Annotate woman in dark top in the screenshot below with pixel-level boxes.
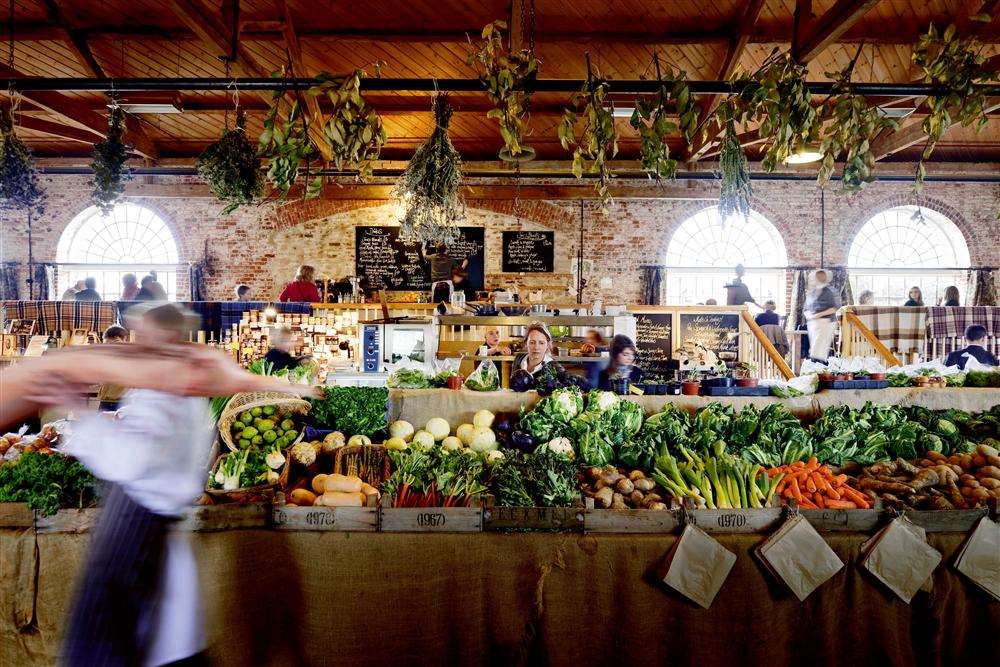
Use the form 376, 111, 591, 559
941, 285, 960, 307
903, 286, 924, 307
754, 300, 781, 327
598, 335, 643, 391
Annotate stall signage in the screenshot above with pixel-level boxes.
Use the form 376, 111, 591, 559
501, 231, 555, 273
354, 226, 486, 291
634, 313, 673, 371
678, 313, 740, 356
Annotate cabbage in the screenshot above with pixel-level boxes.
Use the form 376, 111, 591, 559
473, 410, 495, 429
389, 420, 415, 441
441, 436, 463, 451
412, 430, 435, 448
469, 427, 498, 452
456, 423, 476, 445
425, 418, 451, 441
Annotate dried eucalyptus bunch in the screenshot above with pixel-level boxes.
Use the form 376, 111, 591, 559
630, 52, 698, 180
311, 69, 387, 181
91, 106, 132, 214
0, 106, 45, 216
197, 111, 264, 214
394, 94, 464, 246
718, 113, 752, 220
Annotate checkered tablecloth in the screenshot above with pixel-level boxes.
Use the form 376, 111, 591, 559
2, 301, 120, 335
849, 305, 927, 353
925, 306, 1000, 338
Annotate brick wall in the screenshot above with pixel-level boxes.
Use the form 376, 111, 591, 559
1, 175, 997, 304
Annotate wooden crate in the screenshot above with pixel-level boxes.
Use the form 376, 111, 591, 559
584, 508, 681, 533
177, 503, 271, 532
799, 508, 881, 532
685, 507, 785, 534
379, 507, 483, 532
484, 506, 585, 532
273, 506, 378, 532
900, 508, 988, 533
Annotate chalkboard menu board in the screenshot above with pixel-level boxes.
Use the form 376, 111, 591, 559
678, 313, 740, 356
354, 226, 485, 291
501, 231, 555, 273
634, 313, 673, 371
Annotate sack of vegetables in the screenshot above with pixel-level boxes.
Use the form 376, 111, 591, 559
218, 391, 310, 452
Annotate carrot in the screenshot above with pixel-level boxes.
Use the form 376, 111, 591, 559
789, 477, 803, 502
813, 492, 826, 508
825, 499, 858, 510
817, 465, 831, 476
835, 474, 848, 485
812, 472, 830, 492
840, 487, 871, 508
805, 476, 817, 493
798, 497, 818, 509
826, 486, 842, 501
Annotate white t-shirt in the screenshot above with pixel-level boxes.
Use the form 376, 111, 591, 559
520, 354, 554, 376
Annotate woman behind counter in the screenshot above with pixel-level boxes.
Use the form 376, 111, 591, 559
598, 335, 643, 391
279, 265, 321, 303
512, 322, 563, 377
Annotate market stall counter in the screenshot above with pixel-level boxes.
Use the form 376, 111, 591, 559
1, 522, 997, 667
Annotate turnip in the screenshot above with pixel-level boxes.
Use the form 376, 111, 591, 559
472, 410, 495, 429
456, 423, 476, 445
425, 418, 450, 441
441, 436, 463, 451
412, 430, 435, 449
385, 436, 408, 451
468, 427, 498, 453
389, 420, 415, 442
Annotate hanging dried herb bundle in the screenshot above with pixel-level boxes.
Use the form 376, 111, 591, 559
818, 47, 899, 191
630, 52, 698, 180
718, 113, 752, 220
467, 20, 539, 162
730, 50, 818, 173
259, 71, 321, 199
558, 54, 618, 210
0, 106, 45, 216
394, 95, 464, 245
91, 106, 132, 214
311, 69, 387, 181
196, 111, 264, 214
912, 23, 994, 191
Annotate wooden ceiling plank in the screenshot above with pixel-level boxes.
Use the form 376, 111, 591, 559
792, 0, 884, 63
6, 113, 98, 144
684, 0, 766, 161
280, 0, 332, 161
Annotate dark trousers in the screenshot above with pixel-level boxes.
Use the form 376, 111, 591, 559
61, 484, 172, 667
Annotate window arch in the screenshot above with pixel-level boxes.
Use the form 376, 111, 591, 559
56, 203, 180, 300
664, 207, 788, 307
848, 206, 971, 306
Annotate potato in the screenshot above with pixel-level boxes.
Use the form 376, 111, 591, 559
959, 473, 977, 485
634, 478, 656, 493
960, 455, 974, 471
917, 459, 933, 468
986, 455, 1000, 468
644, 492, 663, 504
587, 466, 603, 481
610, 492, 628, 510
289, 488, 317, 506
979, 477, 1000, 490
628, 470, 646, 481
949, 464, 963, 477
648, 502, 668, 511
962, 479, 981, 489
311, 474, 328, 494
960, 486, 975, 498
615, 478, 635, 495
595, 478, 610, 491
603, 472, 623, 486
628, 490, 645, 507
970, 487, 991, 503
594, 486, 614, 509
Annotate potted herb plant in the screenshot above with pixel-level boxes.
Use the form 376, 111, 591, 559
681, 371, 702, 396
703, 361, 734, 388
734, 361, 759, 388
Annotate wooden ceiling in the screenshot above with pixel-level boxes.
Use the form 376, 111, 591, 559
4, 0, 1000, 166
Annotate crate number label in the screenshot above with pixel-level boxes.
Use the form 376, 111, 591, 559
716, 513, 747, 528
306, 511, 336, 527
417, 512, 446, 527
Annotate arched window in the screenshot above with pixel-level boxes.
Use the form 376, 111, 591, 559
848, 206, 970, 306
664, 207, 788, 308
56, 203, 180, 300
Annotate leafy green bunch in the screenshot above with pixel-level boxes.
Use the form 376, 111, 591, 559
0, 105, 46, 216
91, 106, 132, 214
196, 110, 264, 214
0, 452, 98, 516
258, 70, 321, 199
630, 52, 698, 180
311, 69, 387, 181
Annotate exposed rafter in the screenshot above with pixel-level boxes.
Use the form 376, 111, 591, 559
684, 0, 766, 162
792, 0, 883, 63
870, 99, 1000, 161
4, 112, 99, 144
280, 0, 331, 161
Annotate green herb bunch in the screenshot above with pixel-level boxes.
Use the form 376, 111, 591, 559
259, 69, 321, 199
309, 386, 389, 438
630, 52, 698, 180
718, 112, 752, 220
0, 106, 46, 216
311, 69, 387, 181
91, 106, 132, 214
558, 54, 618, 211
818, 47, 899, 191
467, 20, 539, 161
197, 111, 264, 214
0, 452, 98, 517
911, 23, 995, 191
394, 94, 465, 246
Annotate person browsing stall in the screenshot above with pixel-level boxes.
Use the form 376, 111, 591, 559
754, 300, 781, 327
941, 285, 961, 307
725, 264, 757, 306
74, 277, 102, 302
512, 322, 562, 377
804, 269, 841, 362
598, 335, 643, 391
944, 325, 998, 370
903, 286, 924, 307
263, 325, 301, 373
279, 265, 321, 303
121, 273, 139, 301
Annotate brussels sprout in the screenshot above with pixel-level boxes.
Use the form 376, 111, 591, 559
263, 405, 277, 417
238, 438, 251, 449
241, 426, 258, 439
251, 435, 263, 446
238, 411, 253, 426
262, 430, 277, 444
251, 407, 263, 417
281, 419, 295, 431
257, 419, 275, 432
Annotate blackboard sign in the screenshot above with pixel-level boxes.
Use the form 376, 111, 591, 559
501, 231, 555, 273
354, 226, 485, 291
678, 313, 740, 356
634, 313, 673, 371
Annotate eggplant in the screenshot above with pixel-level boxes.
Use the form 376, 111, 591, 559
508, 430, 536, 453
493, 412, 515, 434
510, 369, 535, 392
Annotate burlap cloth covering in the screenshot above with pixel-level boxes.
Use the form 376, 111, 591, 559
2, 528, 997, 666
391, 388, 998, 428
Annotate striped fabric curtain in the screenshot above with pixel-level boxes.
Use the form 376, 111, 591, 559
0, 262, 19, 300
641, 266, 665, 305
789, 269, 810, 329
830, 266, 853, 306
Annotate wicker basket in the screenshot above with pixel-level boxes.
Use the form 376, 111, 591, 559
219, 391, 311, 452
333, 445, 391, 487
205, 448, 291, 503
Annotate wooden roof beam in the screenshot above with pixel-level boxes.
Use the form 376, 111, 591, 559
792, 0, 883, 63
684, 0, 766, 162
3, 112, 99, 144
280, 1, 331, 161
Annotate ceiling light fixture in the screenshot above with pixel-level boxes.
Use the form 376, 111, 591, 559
784, 144, 823, 164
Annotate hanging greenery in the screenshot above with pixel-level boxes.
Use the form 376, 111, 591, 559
558, 54, 618, 210
394, 94, 465, 246
196, 111, 264, 215
310, 69, 387, 181
718, 112, 752, 220
630, 52, 698, 180
467, 20, 539, 162
911, 23, 994, 191
259, 69, 321, 199
91, 106, 132, 214
0, 105, 45, 216
817, 46, 899, 191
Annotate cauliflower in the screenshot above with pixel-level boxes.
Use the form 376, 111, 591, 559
290, 441, 317, 467
485, 450, 505, 464
589, 390, 619, 413
553, 388, 582, 419
539, 437, 575, 459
